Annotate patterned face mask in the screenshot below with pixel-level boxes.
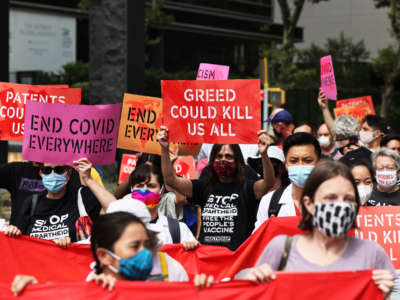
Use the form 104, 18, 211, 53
313, 202, 357, 237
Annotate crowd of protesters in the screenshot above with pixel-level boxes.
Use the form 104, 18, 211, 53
1, 88, 400, 298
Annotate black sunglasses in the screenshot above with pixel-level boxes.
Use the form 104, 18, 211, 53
40, 166, 69, 175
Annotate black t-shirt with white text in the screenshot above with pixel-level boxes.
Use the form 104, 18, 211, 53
190, 179, 258, 251
367, 186, 400, 206
21, 187, 101, 242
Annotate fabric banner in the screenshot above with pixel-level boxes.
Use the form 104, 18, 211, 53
117, 93, 201, 156
0, 82, 81, 141
336, 95, 375, 115
118, 153, 138, 184
162, 79, 261, 144
0, 271, 381, 300
320, 55, 337, 100
22, 102, 121, 166
197, 63, 230, 80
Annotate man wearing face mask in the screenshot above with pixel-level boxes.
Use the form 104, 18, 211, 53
4, 158, 115, 247
265, 108, 295, 146
254, 133, 321, 230
359, 115, 390, 151
367, 148, 400, 206
317, 123, 342, 160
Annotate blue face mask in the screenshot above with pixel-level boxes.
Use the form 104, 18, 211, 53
288, 165, 314, 188
42, 172, 68, 194
106, 248, 153, 281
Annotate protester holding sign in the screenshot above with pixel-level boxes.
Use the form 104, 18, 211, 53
254, 133, 321, 229
367, 148, 400, 206
4, 158, 115, 247
157, 126, 275, 251
242, 160, 395, 299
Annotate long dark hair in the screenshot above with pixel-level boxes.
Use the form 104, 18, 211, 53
207, 144, 246, 188
90, 212, 158, 274
298, 160, 360, 231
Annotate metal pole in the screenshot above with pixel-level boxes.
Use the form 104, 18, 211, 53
0, 0, 9, 163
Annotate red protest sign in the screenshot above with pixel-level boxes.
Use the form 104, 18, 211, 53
0, 82, 81, 141
320, 55, 337, 100
356, 206, 400, 267
162, 80, 261, 144
333, 105, 372, 123
336, 95, 375, 115
174, 156, 196, 179
118, 154, 138, 184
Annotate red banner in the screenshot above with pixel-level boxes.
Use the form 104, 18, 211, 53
161, 80, 261, 144
118, 154, 138, 184
0, 82, 81, 141
336, 95, 375, 115
0, 271, 381, 300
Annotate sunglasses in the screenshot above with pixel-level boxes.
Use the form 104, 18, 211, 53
40, 166, 69, 175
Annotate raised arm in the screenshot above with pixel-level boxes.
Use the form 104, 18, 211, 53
253, 130, 275, 200
157, 126, 193, 198
73, 158, 116, 209
318, 89, 334, 135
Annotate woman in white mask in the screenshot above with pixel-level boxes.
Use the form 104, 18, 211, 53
359, 115, 389, 151
349, 160, 374, 205
238, 160, 395, 299
367, 148, 400, 206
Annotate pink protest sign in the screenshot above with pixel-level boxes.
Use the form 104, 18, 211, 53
197, 63, 229, 80
320, 55, 337, 100
22, 102, 121, 166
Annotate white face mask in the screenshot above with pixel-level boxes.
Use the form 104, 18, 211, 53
357, 185, 373, 205
376, 170, 398, 188
359, 130, 376, 145
318, 136, 331, 148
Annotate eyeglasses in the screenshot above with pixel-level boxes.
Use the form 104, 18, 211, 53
40, 166, 68, 175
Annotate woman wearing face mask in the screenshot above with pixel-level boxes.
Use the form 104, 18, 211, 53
126, 163, 196, 245
349, 160, 374, 205
157, 126, 275, 251
10, 212, 212, 296
359, 115, 389, 151
367, 148, 400, 206
254, 133, 320, 230
240, 160, 395, 299
4, 158, 115, 248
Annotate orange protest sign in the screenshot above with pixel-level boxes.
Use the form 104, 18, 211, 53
118, 154, 138, 184
117, 94, 163, 155
333, 105, 372, 123
336, 95, 375, 115
174, 156, 196, 179
117, 93, 201, 156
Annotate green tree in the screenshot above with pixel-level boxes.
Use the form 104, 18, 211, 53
373, 0, 400, 118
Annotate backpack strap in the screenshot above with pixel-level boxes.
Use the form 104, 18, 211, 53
277, 236, 293, 271
268, 186, 286, 218
167, 217, 181, 244
30, 194, 39, 218
158, 252, 169, 282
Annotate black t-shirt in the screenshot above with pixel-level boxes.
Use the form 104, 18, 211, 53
0, 162, 81, 229
20, 186, 101, 242
190, 179, 258, 251
199, 165, 259, 181
367, 186, 400, 206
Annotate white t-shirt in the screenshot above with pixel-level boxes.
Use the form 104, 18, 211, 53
254, 184, 296, 231
156, 212, 196, 245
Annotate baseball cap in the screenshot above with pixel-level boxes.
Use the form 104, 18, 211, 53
267, 146, 285, 162
265, 108, 293, 123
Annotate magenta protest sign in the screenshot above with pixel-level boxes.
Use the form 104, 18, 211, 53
197, 63, 229, 80
22, 102, 121, 166
320, 55, 337, 100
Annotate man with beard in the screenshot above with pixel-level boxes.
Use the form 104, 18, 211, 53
265, 108, 295, 146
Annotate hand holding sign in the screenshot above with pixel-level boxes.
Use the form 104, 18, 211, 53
320, 55, 337, 100
257, 130, 273, 155
157, 125, 169, 149
317, 88, 329, 110
73, 158, 93, 186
